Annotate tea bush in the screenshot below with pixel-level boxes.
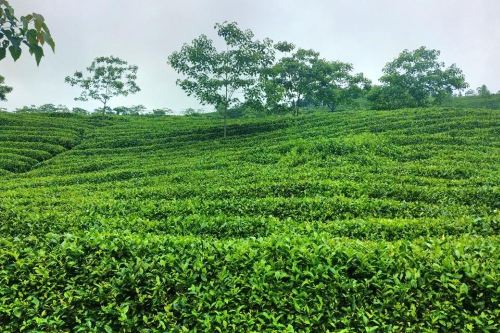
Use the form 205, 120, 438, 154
0, 107, 498, 331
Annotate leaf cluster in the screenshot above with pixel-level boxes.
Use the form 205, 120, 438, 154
0, 0, 55, 64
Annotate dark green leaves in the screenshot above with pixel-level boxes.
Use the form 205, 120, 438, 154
0, 0, 55, 64
29, 44, 44, 65
8, 44, 20, 60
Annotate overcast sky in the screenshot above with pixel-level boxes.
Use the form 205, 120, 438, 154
1, 0, 499, 112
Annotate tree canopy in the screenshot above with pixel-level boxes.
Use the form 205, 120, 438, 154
271, 48, 320, 115
168, 21, 274, 137
65, 56, 140, 112
369, 47, 468, 109
310, 60, 371, 112
476, 85, 491, 97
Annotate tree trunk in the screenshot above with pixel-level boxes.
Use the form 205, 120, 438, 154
103, 100, 107, 114
223, 105, 227, 139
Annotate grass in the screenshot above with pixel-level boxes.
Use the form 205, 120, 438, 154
0, 107, 499, 331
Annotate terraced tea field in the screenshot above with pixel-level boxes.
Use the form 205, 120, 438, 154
0, 108, 499, 331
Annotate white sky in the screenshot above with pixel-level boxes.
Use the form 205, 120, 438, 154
1, 0, 499, 112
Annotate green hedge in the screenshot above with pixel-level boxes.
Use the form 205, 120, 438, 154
0, 235, 498, 332
0, 108, 498, 331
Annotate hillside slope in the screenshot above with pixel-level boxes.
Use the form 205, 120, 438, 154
0, 108, 499, 331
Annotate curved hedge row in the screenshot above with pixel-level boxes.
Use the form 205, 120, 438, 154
0, 112, 92, 173
0, 108, 499, 331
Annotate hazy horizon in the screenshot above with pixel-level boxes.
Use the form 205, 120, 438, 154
1, 0, 499, 113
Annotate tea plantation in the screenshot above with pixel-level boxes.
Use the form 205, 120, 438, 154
0, 108, 499, 332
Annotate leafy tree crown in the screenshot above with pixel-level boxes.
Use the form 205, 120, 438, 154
65, 56, 140, 108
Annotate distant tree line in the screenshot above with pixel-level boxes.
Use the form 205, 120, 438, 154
167, 22, 472, 127
12, 103, 181, 116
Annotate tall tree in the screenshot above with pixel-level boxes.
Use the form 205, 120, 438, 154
476, 85, 491, 97
271, 48, 319, 115
247, 41, 294, 114
0, 0, 55, 64
168, 21, 274, 138
310, 60, 371, 111
0, 74, 12, 100
369, 47, 468, 109
65, 56, 140, 112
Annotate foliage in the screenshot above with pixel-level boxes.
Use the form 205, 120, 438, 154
168, 23, 373, 117
182, 107, 205, 116
269, 48, 320, 115
0, 0, 55, 64
113, 105, 146, 115
477, 84, 491, 97
310, 60, 371, 111
0, 73, 12, 100
152, 107, 173, 116
369, 47, 468, 109
65, 56, 140, 110
0, 107, 498, 330
464, 89, 475, 96
0, 112, 86, 171
15, 103, 70, 113
71, 107, 89, 115
168, 21, 274, 137
367, 85, 416, 110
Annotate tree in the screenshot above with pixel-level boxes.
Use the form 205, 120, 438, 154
271, 48, 320, 115
243, 42, 293, 114
113, 105, 146, 115
367, 85, 417, 110
152, 108, 173, 116
72, 107, 88, 115
0, 74, 12, 100
310, 60, 371, 111
369, 47, 468, 109
15, 105, 36, 112
168, 21, 274, 138
183, 107, 204, 116
94, 106, 112, 114
0, 0, 55, 64
476, 85, 491, 97
464, 89, 475, 96
14, 104, 69, 113
37, 103, 69, 113
65, 56, 140, 112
